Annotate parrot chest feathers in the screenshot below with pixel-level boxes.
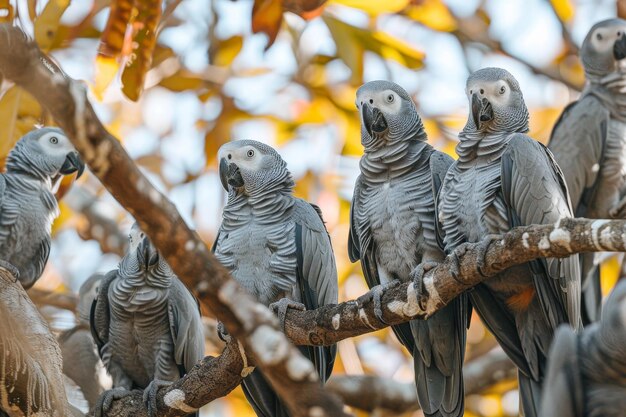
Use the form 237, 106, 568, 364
358, 168, 437, 282
214, 219, 297, 306
602, 119, 626, 182
440, 161, 507, 249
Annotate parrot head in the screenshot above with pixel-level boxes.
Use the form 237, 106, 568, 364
128, 223, 160, 270
77, 273, 103, 323
463, 67, 529, 135
355, 80, 423, 149
217, 140, 294, 196
581, 18, 626, 78
6, 127, 85, 184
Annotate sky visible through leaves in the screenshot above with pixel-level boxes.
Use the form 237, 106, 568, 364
0, 0, 622, 416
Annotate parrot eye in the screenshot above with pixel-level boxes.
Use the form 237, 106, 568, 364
499, 85, 506, 94
247, 149, 255, 158
49, 136, 58, 144
597, 32, 603, 41
386, 94, 394, 103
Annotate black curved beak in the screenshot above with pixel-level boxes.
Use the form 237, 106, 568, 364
360, 102, 388, 137
138, 237, 158, 269
218, 158, 244, 190
471, 93, 494, 129
60, 151, 85, 178
614, 33, 626, 60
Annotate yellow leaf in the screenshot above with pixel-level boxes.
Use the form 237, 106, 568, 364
0, 87, 22, 169
121, 0, 163, 101
159, 70, 205, 92
34, 0, 71, 51
406, 0, 457, 32
98, 0, 134, 58
550, 0, 574, 22
600, 255, 620, 297
324, 15, 425, 84
92, 56, 120, 100
251, 0, 283, 49
328, 0, 409, 15
0, 0, 14, 23
213, 36, 244, 67
51, 201, 73, 236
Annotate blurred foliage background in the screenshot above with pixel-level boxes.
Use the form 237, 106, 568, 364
0, 0, 624, 416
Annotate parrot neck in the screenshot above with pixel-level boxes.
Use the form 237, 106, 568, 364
585, 73, 626, 122
222, 187, 295, 231
456, 131, 514, 166
6, 144, 58, 183
118, 255, 173, 290
4, 173, 58, 214
360, 134, 430, 182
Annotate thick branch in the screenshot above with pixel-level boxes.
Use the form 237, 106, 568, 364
327, 348, 515, 414
0, 25, 346, 417
282, 218, 626, 346
27, 288, 78, 312
101, 336, 246, 417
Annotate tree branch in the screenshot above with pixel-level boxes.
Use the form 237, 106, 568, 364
27, 288, 78, 312
0, 25, 347, 417
282, 218, 625, 346
101, 335, 246, 417
327, 348, 515, 414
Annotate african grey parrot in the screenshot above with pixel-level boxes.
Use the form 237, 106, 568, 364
541, 278, 626, 417
438, 68, 581, 417
213, 139, 338, 417
548, 18, 626, 324
348, 80, 468, 417
59, 273, 110, 409
90, 223, 204, 417
0, 127, 84, 289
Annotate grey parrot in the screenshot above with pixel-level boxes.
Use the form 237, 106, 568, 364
541, 278, 626, 417
438, 68, 581, 417
548, 18, 626, 324
90, 223, 205, 417
348, 80, 468, 417
59, 273, 110, 410
213, 139, 338, 417
0, 127, 85, 289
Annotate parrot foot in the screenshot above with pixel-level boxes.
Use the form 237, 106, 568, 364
143, 379, 172, 417
450, 235, 500, 282
93, 387, 130, 417
410, 261, 439, 310
269, 298, 306, 332
609, 196, 626, 219
357, 280, 401, 325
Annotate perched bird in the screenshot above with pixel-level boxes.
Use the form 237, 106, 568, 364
348, 80, 468, 417
213, 140, 338, 417
548, 18, 626, 323
90, 223, 204, 417
58, 273, 110, 410
438, 68, 581, 417
0, 127, 84, 288
541, 279, 626, 417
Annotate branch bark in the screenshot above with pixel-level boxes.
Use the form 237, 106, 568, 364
327, 348, 515, 414
101, 336, 246, 417
27, 288, 78, 312
281, 218, 625, 346
0, 25, 347, 417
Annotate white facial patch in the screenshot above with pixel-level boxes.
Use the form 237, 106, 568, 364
356, 89, 403, 115
37, 131, 74, 157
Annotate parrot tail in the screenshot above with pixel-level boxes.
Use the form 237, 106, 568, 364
581, 256, 601, 325
518, 371, 542, 417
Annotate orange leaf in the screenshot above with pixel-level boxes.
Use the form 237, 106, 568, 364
98, 0, 134, 58
121, 0, 163, 101
251, 0, 283, 49
0, 0, 14, 23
